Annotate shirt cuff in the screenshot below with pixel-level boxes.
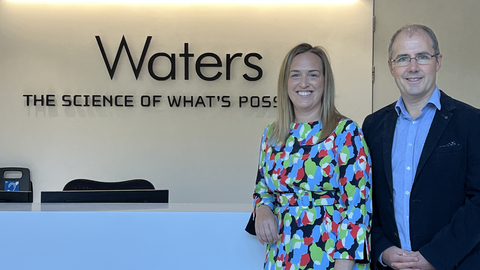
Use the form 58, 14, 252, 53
379, 252, 388, 267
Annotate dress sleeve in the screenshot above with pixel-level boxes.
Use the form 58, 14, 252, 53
252, 125, 276, 215
333, 120, 372, 261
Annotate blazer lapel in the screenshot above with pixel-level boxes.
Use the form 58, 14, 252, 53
415, 91, 454, 180
383, 104, 398, 193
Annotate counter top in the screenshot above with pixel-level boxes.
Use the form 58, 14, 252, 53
0, 202, 253, 212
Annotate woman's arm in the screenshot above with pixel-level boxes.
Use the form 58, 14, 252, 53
252, 125, 279, 245
333, 259, 355, 270
333, 120, 373, 261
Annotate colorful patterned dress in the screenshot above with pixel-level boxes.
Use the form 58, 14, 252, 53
253, 119, 372, 270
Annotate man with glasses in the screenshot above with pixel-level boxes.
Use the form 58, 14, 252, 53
363, 24, 480, 269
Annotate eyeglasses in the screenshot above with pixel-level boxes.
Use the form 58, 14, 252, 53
390, 53, 438, 67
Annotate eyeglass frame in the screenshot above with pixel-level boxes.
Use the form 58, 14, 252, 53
390, 53, 440, 66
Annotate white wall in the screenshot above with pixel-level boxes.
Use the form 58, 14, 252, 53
373, 0, 480, 110
0, 0, 373, 203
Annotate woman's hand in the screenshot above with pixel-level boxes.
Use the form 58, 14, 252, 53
254, 205, 279, 245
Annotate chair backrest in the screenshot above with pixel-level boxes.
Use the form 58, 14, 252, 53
1, 167, 32, 192
63, 179, 154, 191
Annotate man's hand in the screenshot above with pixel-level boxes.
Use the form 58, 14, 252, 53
383, 246, 435, 270
391, 251, 435, 270
254, 205, 279, 245
382, 246, 417, 269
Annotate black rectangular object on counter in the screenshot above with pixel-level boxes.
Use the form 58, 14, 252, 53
41, 189, 169, 203
0, 191, 33, 203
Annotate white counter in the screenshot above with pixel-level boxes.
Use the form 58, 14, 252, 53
0, 203, 265, 270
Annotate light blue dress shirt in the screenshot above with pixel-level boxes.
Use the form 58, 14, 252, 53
391, 87, 441, 251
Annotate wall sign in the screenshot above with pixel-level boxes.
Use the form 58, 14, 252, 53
22, 35, 277, 109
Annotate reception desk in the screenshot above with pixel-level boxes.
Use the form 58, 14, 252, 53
0, 203, 265, 270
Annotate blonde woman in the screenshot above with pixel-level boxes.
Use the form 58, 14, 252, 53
252, 43, 372, 270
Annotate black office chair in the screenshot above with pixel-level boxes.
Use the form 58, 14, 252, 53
63, 179, 155, 191
0, 167, 33, 202
41, 178, 168, 203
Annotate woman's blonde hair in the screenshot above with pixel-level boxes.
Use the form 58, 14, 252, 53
268, 43, 344, 145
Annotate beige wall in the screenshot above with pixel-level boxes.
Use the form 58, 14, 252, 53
0, 0, 373, 203
373, 0, 480, 110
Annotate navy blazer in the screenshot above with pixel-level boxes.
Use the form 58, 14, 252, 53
362, 91, 480, 270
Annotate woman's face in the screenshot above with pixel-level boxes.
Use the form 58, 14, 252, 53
287, 52, 324, 122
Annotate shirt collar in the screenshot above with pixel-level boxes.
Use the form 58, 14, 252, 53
395, 86, 441, 117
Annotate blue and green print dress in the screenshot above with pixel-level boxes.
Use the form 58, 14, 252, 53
253, 119, 372, 270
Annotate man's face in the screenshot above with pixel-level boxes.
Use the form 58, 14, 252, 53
389, 30, 442, 102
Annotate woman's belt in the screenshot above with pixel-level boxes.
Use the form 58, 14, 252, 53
275, 190, 336, 208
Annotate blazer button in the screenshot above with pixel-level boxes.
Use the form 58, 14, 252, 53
393, 232, 398, 238
390, 198, 393, 203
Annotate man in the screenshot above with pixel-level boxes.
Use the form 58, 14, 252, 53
363, 24, 480, 270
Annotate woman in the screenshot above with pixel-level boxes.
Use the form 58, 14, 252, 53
252, 43, 372, 270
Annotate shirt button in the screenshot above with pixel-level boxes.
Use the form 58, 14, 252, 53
407, 166, 411, 170
408, 143, 413, 147
405, 191, 410, 195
